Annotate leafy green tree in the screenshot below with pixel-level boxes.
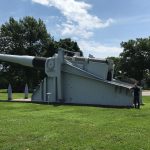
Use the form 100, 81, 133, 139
57, 38, 83, 56
0, 17, 55, 91
120, 38, 150, 83
0, 17, 56, 56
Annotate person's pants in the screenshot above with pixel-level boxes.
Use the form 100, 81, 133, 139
134, 96, 140, 108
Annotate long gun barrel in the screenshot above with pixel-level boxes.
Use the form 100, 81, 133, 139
0, 54, 46, 69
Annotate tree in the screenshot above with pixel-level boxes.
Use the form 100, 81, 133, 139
57, 38, 83, 56
120, 38, 150, 83
0, 16, 56, 91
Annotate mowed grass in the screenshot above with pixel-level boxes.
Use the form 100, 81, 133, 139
0, 97, 150, 150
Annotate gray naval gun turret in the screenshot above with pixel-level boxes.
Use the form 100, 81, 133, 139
0, 48, 139, 107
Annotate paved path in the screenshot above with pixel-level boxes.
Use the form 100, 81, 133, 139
142, 90, 150, 96
13, 98, 31, 102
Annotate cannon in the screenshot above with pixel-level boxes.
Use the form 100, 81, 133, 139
0, 48, 138, 107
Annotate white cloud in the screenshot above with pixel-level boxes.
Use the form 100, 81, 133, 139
59, 23, 94, 39
32, 0, 120, 58
32, 0, 49, 5
32, 0, 114, 38
78, 40, 123, 58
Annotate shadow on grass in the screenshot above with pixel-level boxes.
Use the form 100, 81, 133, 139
0, 100, 133, 109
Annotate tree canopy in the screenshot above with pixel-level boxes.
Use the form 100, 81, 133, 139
57, 38, 83, 56
120, 38, 150, 82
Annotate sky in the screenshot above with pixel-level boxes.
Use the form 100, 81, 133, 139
0, 0, 150, 58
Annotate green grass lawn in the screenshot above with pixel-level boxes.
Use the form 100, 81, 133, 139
0, 96, 150, 150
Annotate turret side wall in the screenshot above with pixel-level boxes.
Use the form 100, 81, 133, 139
62, 72, 133, 107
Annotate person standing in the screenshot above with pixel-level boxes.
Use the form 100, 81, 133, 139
130, 83, 140, 109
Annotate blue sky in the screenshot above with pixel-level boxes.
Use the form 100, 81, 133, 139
0, 0, 150, 58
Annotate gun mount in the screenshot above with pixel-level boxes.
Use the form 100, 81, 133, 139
0, 48, 139, 107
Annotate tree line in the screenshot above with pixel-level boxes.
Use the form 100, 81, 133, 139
0, 16, 150, 91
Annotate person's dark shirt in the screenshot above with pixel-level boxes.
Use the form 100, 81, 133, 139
131, 86, 140, 97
